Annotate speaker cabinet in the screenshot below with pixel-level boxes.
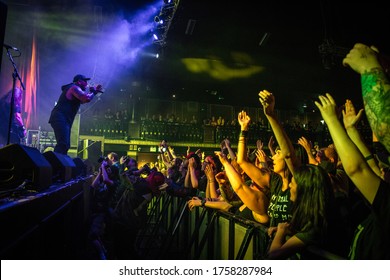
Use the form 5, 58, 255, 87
72, 157, 86, 178
0, 144, 52, 191
43, 151, 76, 183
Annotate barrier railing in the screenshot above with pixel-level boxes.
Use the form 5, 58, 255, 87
136, 192, 345, 260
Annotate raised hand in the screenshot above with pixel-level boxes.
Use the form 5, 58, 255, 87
342, 99, 364, 129
215, 171, 228, 186
238, 110, 251, 131
204, 164, 215, 181
258, 90, 275, 117
256, 139, 264, 151
314, 93, 338, 124
120, 156, 128, 165
268, 135, 275, 155
188, 157, 196, 168
342, 43, 381, 74
297, 136, 312, 152
255, 149, 269, 168
215, 151, 228, 165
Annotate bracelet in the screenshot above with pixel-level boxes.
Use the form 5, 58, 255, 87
364, 154, 374, 161
201, 198, 206, 207
239, 130, 248, 138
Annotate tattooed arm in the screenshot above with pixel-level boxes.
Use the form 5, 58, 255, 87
343, 43, 390, 153
361, 69, 390, 153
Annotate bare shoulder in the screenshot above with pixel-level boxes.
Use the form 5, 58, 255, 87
67, 84, 84, 99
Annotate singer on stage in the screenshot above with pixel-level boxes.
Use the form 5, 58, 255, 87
49, 74, 102, 155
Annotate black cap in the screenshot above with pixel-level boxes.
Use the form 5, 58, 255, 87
73, 74, 91, 82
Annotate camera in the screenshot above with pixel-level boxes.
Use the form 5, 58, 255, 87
98, 156, 108, 163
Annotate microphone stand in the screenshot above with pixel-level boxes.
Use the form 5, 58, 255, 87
5, 48, 25, 146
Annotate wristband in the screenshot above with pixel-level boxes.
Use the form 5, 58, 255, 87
239, 130, 248, 138
364, 154, 374, 161
201, 198, 206, 207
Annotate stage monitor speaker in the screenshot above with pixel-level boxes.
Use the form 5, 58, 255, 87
0, 144, 52, 191
72, 157, 87, 178
43, 151, 76, 183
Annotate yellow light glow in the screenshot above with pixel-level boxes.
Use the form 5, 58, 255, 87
182, 53, 264, 81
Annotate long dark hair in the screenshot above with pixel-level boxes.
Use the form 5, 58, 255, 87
290, 164, 333, 233
1, 87, 23, 105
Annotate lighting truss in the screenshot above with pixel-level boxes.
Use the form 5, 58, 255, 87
152, 0, 181, 47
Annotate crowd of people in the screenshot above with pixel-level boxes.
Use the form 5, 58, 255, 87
81, 42, 390, 260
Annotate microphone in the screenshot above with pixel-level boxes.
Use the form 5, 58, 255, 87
89, 86, 104, 95
3, 43, 20, 51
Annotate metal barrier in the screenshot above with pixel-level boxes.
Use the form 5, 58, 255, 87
136, 192, 345, 260
136, 194, 270, 260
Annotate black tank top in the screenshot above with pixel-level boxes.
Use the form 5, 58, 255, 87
49, 83, 80, 124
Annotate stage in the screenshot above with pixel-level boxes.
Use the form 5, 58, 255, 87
0, 175, 93, 259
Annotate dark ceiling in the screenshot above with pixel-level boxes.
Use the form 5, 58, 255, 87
127, 0, 390, 109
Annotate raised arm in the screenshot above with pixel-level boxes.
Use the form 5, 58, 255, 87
215, 151, 269, 224
268, 135, 276, 156
236, 111, 271, 188
204, 163, 218, 198
297, 136, 318, 165
315, 93, 381, 204
222, 138, 236, 160
184, 157, 199, 189
342, 43, 390, 153
259, 90, 301, 175
342, 99, 382, 179
255, 149, 271, 169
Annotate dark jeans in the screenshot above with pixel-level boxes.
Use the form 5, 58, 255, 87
50, 117, 71, 155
